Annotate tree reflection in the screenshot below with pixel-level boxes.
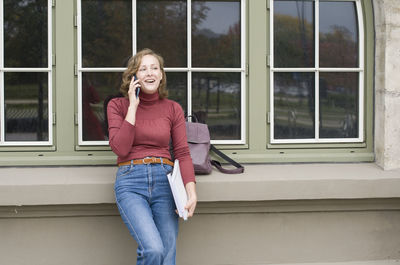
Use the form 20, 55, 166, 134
80, 1, 242, 140
319, 73, 358, 138
192, 2, 240, 68
4, 0, 48, 141
4, 0, 48, 67
273, 6, 359, 139
137, 1, 188, 67
274, 12, 314, 67
4, 73, 48, 141
82, 0, 132, 67
274, 73, 315, 139
192, 73, 241, 140
320, 26, 358, 67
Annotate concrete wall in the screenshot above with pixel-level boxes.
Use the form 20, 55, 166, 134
1, 200, 400, 265
0, 1, 400, 265
1, 164, 400, 265
374, 0, 400, 170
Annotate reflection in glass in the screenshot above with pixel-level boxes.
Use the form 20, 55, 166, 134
274, 72, 315, 139
319, 73, 358, 138
165, 72, 187, 113
192, 73, 241, 140
4, 0, 48, 67
274, 0, 314, 68
137, 0, 187, 67
320, 2, 358, 67
82, 72, 123, 141
82, 0, 132, 67
192, 1, 241, 68
4, 72, 48, 141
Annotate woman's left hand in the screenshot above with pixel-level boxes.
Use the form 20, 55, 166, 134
184, 182, 197, 218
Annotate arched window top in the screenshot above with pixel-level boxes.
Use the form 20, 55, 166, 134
270, 0, 364, 143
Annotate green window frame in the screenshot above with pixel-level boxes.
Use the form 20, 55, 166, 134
76, 0, 246, 146
270, 0, 365, 144
0, 0, 53, 147
0, 0, 374, 166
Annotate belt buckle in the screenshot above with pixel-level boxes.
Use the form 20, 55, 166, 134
143, 157, 156, 164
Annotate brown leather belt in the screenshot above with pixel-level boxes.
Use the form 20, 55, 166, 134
118, 157, 174, 167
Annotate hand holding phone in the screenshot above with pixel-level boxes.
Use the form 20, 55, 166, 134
134, 75, 140, 98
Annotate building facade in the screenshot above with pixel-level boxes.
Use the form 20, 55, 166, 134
0, 0, 400, 264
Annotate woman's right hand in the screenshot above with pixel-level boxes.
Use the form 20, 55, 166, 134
125, 76, 140, 125
127, 76, 140, 109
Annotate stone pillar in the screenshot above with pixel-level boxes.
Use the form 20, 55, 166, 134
374, 0, 400, 170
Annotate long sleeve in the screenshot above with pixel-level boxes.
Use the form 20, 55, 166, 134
171, 103, 196, 185
107, 98, 136, 158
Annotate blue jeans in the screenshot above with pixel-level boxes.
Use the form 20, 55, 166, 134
114, 161, 178, 265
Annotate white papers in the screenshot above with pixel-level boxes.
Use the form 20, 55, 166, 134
167, 159, 188, 221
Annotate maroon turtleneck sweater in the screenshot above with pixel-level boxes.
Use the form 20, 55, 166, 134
107, 92, 195, 185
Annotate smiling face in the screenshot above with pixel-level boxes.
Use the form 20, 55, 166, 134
136, 54, 163, 95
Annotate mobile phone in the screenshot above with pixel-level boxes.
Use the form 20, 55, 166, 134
134, 75, 140, 97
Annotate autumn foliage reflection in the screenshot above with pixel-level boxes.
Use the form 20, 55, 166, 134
273, 9, 359, 139
82, 0, 132, 67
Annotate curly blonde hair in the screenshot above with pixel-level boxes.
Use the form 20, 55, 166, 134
120, 48, 168, 99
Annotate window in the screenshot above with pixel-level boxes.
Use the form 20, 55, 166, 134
270, 0, 364, 143
0, 0, 52, 146
77, 0, 246, 146
0, 0, 375, 165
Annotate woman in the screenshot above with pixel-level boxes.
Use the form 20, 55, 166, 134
107, 48, 197, 265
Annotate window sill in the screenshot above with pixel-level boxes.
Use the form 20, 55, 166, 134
0, 163, 399, 206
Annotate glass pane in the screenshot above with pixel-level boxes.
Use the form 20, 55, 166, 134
137, 0, 187, 67
82, 0, 132, 67
319, 72, 358, 138
274, 0, 314, 68
192, 1, 241, 68
192, 72, 241, 140
274, 72, 315, 139
166, 72, 187, 113
82, 72, 123, 141
320, 2, 359, 68
4, 0, 48, 67
4, 72, 48, 141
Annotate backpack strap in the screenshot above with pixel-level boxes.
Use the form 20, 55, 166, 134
210, 145, 244, 174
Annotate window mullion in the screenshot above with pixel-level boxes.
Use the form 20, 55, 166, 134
356, 0, 364, 69
359, 71, 364, 141
187, 0, 192, 117
77, 71, 83, 145
315, 0, 320, 140
77, 0, 83, 145
269, 0, 274, 142
0, 0, 3, 69
270, 72, 275, 141
241, 0, 246, 71
187, 0, 192, 70
77, 0, 82, 70
0, 71, 4, 145
132, 0, 136, 54
356, 0, 364, 141
315, 70, 320, 140
79, 68, 126, 72
2, 68, 52, 72
190, 68, 243, 72
48, 0, 53, 145
187, 71, 192, 118
48, 0, 52, 69
241, 0, 247, 143
47, 71, 53, 144
164, 68, 189, 72
0, 0, 4, 144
